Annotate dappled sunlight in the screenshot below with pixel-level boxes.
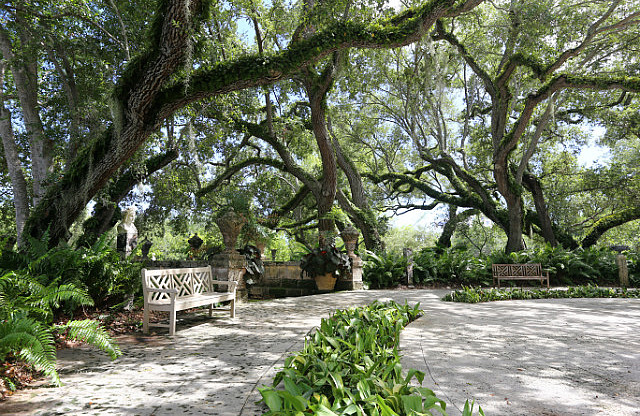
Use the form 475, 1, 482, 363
3, 290, 639, 415
402, 294, 640, 415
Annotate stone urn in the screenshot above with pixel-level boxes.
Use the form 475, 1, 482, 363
215, 209, 247, 253
340, 225, 360, 254
188, 233, 203, 250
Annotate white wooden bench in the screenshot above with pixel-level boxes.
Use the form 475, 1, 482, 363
492, 263, 550, 289
142, 266, 237, 336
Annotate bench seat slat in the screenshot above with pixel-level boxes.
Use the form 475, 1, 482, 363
147, 293, 235, 309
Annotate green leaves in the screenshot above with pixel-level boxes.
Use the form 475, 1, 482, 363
259, 301, 468, 415
0, 235, 123, 384
443, 285, 640, 303
363, 251, 409, 289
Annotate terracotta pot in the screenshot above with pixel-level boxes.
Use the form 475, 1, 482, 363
314, 273, 337, 291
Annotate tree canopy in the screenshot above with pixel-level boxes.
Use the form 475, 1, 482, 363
0, 0, 639, 254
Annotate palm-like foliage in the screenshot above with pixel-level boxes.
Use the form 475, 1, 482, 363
363, 251, 408, 288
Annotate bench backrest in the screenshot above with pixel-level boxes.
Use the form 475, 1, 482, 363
142, 266, 213, 301
492, 263, 542, 277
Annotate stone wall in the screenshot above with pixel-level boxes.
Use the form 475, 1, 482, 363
141, 259, 361, 299
247, 261, 319, 299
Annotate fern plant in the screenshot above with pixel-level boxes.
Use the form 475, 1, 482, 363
0, 234, 122, 385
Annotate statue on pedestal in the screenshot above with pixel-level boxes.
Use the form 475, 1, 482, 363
117, 206, 138, 257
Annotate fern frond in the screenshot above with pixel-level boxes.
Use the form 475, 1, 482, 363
25, 230, 51, 260
58, 320, 122, 360
29, 283, 94, 310
0, 317, 60, 385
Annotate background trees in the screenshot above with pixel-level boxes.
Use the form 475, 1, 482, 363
0, 0, 638, 255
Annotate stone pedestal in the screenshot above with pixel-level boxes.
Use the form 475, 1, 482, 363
617, 254, 629, 287
214, 209, 248, 300
337, 226, 364, 290
211, 251, 248, 301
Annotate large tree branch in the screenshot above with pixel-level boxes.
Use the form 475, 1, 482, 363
432, 19, 496, 97
581, 206, 640, 248
496, 75, 640, 165
155, 0, 486, 118
197, 157, 288, 196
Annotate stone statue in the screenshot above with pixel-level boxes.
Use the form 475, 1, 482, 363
117, 206, 138, 257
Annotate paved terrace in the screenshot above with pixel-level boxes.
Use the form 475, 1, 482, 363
2, 289, 639, 415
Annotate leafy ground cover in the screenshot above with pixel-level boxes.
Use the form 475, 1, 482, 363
442, 286, 640, 303
259, 300, 482, 415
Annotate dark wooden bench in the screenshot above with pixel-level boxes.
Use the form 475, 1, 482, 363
492, 263, 549, 289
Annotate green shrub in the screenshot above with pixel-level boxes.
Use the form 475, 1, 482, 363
0, 234, 142, 308
442, 286, 640, 303
362, 251, 408, 288
409, 244, 637, 288
413, 247, 491, 286
259, 301, 482, 415
0, 234, 122, 385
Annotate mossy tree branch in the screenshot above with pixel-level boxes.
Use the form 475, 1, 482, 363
581, 206, 640, 248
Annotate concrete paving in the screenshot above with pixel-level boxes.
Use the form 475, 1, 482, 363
1, 289, 639, 416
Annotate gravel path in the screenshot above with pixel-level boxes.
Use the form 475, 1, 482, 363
2, 289, 639, 416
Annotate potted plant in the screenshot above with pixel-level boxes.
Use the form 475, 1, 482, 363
300, 245, 351, 290
238, 244, 265, 277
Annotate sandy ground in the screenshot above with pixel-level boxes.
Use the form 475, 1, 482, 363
1, 289, 638, 415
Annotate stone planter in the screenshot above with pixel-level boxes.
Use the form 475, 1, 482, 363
338, 225, 364, 290
215, 209, 247, 253
314, 273, 337, 291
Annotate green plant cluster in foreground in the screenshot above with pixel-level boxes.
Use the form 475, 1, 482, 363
442, 286, 640, 303
259, 300, 482, 415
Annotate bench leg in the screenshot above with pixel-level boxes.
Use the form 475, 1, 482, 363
169, 310, 176, 336
229, 299, 235, 318
143, 306, 149, 334
208, 303, 213, 318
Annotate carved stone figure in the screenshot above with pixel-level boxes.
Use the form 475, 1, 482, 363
117, 206, 138, 257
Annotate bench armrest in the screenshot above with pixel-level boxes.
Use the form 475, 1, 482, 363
211, 279, 238, 292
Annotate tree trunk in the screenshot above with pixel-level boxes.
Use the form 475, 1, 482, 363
522, 170, 557, 246
308, 93, 337, 246
495, 161, 525, 253
0, 26, 52, 206
437, 206, 479, 248
22, 0, 201, 247
331, 125, 383, 250
0, 63, 29, 245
